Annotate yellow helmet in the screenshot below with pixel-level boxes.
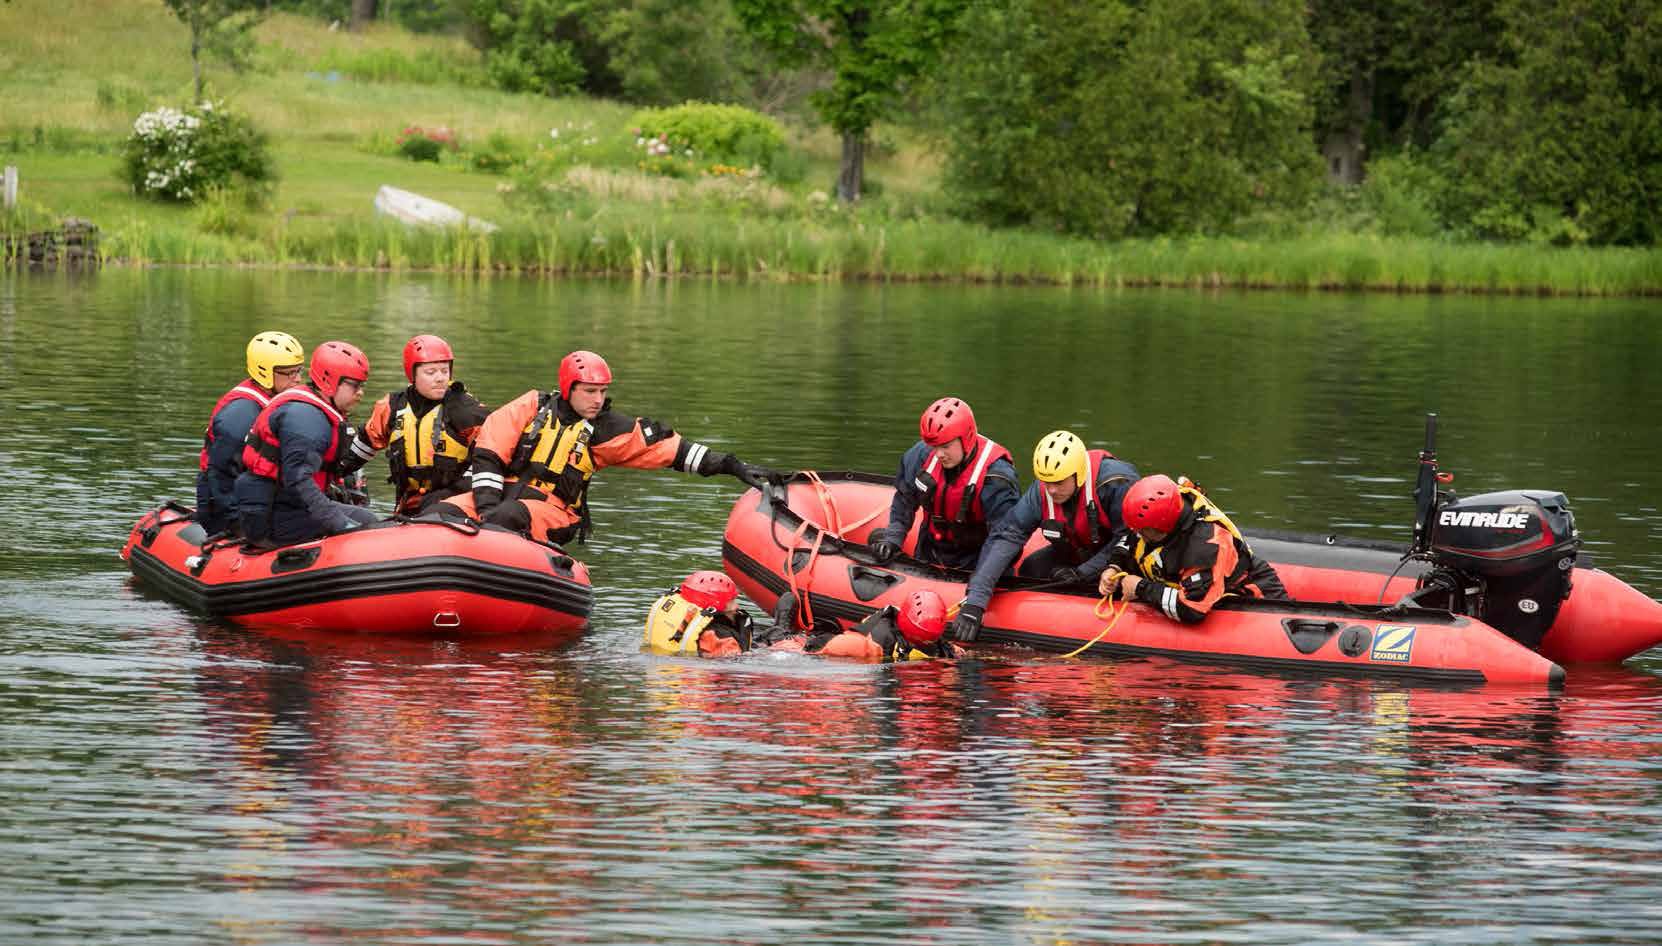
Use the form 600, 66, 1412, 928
1033, 430, 1089, 486
246, 331, 304, 388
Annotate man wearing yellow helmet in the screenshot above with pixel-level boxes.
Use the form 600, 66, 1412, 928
193, 332, 305, 535
951, 431, 1139, 641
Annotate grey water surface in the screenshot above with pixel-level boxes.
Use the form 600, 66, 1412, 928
1, 269, 1659, 944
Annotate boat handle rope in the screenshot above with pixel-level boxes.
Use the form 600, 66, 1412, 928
1059, 595, 1129, 658
770, 471, 890, 631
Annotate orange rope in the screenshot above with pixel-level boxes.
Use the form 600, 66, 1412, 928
782, 518, 818, 628
781, 470, 905, 631
1060, 595, 1128, 658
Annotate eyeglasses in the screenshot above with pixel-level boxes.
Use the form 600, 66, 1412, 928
273, 365, 303, 378
338, 377, 364, 391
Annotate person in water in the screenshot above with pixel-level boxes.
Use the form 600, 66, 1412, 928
1100, 474, 1288, 623
334, 334, 490, 515
645, 570, 811, 657
233, 341, 380, 545
951, 431, 1140, 641
805, 589, 961, 662
436, 349, 781, 546
194, 331, 306, 535
867, 397, 1021, 569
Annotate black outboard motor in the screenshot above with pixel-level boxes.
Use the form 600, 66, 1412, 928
1401, 415, 1582, 649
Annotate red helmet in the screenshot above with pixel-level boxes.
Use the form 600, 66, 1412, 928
308, 341, 369, 400
896, 589, 947, 646
919, 397, 977, 453
402, 334, 454, 382
558, 350, 612, 399
680, 570, 738, 612
1123, 474, 1184, 533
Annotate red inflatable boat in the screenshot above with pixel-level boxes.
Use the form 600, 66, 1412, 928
722, 472, 1662, 686
122, 502, 593, 636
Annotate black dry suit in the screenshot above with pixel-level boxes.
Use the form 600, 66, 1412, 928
806, 605, 956, 661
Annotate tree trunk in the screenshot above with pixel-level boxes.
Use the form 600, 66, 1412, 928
1321, 64, 1373, 186
350, 0, 377, 31
837, 131, 865, 203
190, 13, 203, 101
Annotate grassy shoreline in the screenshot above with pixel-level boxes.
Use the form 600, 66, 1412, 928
4, 1, 1659, 295
9, 211, 1653, 295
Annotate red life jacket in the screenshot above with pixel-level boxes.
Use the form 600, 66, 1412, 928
241, 387, 347, 491
1039, 449, 1120, 553
912, 435, 1013, 546
198, 380, 271, 472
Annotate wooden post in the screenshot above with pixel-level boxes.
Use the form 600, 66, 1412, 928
2, 166, 16, 210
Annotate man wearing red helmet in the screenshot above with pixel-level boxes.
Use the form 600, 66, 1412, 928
334, 334, 490, 515
1100, 474, 1287, 624
805, 589, 962, 661
437, 350, 780, 546
234, 341, 380, 545
645, 571, 813, 657
868, 397, 1020, 569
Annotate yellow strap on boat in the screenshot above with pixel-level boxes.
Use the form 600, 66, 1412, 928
1060, 595, 1128, 659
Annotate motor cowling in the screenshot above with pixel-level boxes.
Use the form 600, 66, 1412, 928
1426, 489, 1580, 649
1431, 489, 1577, 576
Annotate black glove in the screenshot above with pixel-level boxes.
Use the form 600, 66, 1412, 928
703, 451, 769, 489
770, 591, 801, 630
869, 537, 900, 564
1051, 565, 1083, 585
737, 461, 783, 490
950, 603, 985, 642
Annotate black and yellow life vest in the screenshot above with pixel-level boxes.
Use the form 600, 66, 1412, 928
644, 592, 717, 655
509, 393, 597, 508
386, 385, 473, 505
1127, 480, 1251, 590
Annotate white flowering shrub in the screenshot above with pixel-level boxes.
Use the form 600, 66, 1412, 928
121, 102, 275, 203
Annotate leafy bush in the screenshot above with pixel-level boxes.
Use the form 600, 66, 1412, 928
1427, 0, 1662, 246
466, 0, 780, 106
934, 0, 1323, 238
120, 102, 275, 203
397, 125, 457, 162
629, 102, 786, 171
1358, 153, 1446, 238
469, 130, 526, 173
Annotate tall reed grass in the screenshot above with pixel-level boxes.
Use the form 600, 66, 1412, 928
39, 210, 1655, 295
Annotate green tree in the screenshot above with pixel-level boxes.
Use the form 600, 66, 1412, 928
1307, 0, 1500, 184
1431, 0, 1662, 244
936, 0, 1321, 237
469, 0, 606, 96
601, 0, 771, 105
466, 0, 770, 103
732, 0, 969, 201
162, 0, 263, 100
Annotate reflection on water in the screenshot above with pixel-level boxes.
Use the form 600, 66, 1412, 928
3, 269, 1661, 943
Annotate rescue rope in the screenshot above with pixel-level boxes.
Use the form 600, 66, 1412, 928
782, 518, 824, 628
776, 471, 892, 630
1059, 595, 1128, 659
